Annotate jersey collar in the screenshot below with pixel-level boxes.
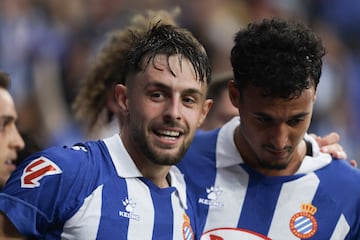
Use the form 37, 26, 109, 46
216, 116, 244, 168
104, 134, 143, 178
215, 117, 331, 172
103, 134, 188, 208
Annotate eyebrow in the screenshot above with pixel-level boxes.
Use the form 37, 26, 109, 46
0, 115, 15, 121
146, 82, 205, 98
0, 115, 16, 129
291, 112, 309, 119
254, 112, 310, 119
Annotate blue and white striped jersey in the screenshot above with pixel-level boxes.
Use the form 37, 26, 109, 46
0, 134, 195, 240
178, 117, 360, 240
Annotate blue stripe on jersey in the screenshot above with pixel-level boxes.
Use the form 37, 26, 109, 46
138, 177, 178, 240
238, 164, 284, 235
177, 129, 220, 232
310, 191, 342, 238
96, 177, 129, 238
150, 186, 175, 239
312, 160, 360, 239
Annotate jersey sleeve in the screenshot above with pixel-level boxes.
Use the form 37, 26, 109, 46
0, 144, 93, 236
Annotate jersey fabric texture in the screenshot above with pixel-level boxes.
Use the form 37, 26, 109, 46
0, 134, 195, 240
178, 117, 360, 240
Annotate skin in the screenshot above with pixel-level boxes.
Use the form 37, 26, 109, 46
0, 88, 24, 189
201, 86, 238, 131
229, 81, 317, 176
116, 54, 212, 188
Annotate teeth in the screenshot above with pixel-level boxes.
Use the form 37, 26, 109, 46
158, 130, 180, 137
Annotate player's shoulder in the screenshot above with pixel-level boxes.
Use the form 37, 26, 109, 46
318, 157, 360, 184
11, 139, 109, 189
178, 129, 219, 173
329, 158, 360, 175
189, 129, 220, 151
22, 139, 106, 170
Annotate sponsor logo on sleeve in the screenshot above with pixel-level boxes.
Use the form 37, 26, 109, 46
21, 157, 62, 188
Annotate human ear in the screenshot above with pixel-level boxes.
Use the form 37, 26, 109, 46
228, 80, 240, 109
114, 84, 129, 114
106, 87, 121, 114
197, 99, 213, 128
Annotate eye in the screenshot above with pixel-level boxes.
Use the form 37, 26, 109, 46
0, 116, 15, 131
182, 94, 201, 108
183, 96, 196, 105
150, 91, 166, 101
256, 116, 270, 123
287, 118, 303, 126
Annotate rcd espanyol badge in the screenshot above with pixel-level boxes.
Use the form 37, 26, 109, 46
182, 213, 194, 240
290, 203, 318, 238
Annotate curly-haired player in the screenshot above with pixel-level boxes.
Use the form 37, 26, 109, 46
178, 18, 360, 239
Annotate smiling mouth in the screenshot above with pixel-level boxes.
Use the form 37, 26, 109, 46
155, 129, 181, 140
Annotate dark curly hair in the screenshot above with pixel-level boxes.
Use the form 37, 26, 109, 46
231, 18, 326, 99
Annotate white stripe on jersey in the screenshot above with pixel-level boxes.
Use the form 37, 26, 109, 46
267, 173, 319, 239
126, 178, 154, 240
61, 185, 103, 239
172, 190, 186, 240
170, 167, 189, 240
204, 164, 249, 231
330, 214, 349, 240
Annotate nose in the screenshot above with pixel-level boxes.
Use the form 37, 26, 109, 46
163, 97, 182, 122
11, 126, 25, 151
269, 124, 289, 150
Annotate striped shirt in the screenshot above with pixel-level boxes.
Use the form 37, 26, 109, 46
178, 117, 360, 239
0, 134, 195, 240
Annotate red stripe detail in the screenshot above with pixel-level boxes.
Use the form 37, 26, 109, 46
25, 159, 45, 173
24, 165, 57, 184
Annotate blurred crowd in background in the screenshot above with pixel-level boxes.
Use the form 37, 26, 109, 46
0, 0, 359, 162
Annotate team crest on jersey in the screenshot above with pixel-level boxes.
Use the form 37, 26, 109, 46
21, 157, 62, 188
290, 203, 318, 238
198, 186, 224, 208
119, 197, 140, 221
182, 213, 194, 240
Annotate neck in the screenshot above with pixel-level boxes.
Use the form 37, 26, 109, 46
138, 164, 171, 188
120, 132, 172, 188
